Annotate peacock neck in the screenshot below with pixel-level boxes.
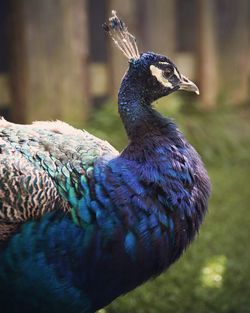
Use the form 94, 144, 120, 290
118, 72, 183, 145
118, 70, 153, 139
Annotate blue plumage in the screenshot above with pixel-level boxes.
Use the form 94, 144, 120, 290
0, 11, 210, 313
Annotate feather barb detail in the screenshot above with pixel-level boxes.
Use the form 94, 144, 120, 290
103, 10, 140, 60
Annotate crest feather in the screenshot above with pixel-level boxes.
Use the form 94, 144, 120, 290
103, 10, 140, 60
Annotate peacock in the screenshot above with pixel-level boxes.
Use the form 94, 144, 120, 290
0, 11, 211, 313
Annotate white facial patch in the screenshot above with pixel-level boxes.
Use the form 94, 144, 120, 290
149, 65, 173, 89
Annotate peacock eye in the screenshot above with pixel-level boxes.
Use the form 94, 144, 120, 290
162, 67, 174, 79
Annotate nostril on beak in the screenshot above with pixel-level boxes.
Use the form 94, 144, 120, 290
179, 75, 200, 95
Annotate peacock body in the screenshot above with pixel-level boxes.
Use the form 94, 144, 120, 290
0, 12, 210, 313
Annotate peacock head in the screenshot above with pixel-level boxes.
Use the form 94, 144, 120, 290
103, 11, 199, 103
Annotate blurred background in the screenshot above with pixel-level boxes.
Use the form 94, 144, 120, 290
0, 0, 249, 312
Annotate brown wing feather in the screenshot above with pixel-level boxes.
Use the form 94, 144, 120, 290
0, 118, 118, 241
0, 152, 70, 241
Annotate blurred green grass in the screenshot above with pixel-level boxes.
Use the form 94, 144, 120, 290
85, 96, 250, 313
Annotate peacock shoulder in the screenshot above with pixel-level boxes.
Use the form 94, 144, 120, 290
0, 118, 119, 240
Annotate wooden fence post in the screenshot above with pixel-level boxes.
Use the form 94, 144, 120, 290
10, 0, 90, 125
196, 0, 218, 108
9, 0, 27, 123
136, 0, 176, 57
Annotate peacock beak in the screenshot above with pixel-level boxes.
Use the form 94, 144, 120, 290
179, 75, 200, 95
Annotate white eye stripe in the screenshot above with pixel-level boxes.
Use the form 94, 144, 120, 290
149, 65, 173, 89
159, 62, 181, 79
158, 61, 170, 65
174, 67, 181, 79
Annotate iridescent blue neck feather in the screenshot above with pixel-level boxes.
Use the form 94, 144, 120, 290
118, 55, 179, 140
